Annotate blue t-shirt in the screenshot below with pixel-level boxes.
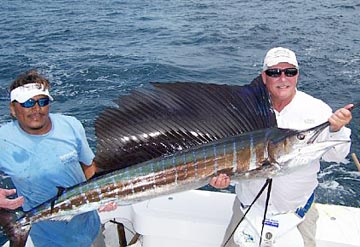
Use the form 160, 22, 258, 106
0, 113, 100, 247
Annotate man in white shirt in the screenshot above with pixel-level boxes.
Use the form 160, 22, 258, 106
211, 47, 353, 247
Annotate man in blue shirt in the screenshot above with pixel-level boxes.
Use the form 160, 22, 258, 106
0, 70, 114, 247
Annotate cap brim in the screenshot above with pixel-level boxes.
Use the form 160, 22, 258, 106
10, 83, 53, 103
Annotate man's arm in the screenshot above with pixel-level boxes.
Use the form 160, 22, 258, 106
81, 161, 97, 180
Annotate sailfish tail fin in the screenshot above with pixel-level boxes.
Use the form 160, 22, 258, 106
95, 76, 277, 171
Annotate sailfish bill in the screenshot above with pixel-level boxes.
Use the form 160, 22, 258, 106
0, 78, 352, 246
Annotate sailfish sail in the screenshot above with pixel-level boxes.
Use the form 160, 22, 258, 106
95, 76, 277, 171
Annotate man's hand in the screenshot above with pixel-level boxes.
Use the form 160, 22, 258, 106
98, 201, 118, 212
328, 104, 353, 132
0, 188, 24, 210
209, 173, 231, 189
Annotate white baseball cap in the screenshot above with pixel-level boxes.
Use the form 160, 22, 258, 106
10, 83, 54, 103
263, 47, 298, 70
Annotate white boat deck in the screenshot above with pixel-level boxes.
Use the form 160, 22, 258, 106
100, 190, 360, 247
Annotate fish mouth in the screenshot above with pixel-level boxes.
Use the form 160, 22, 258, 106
276, 139, 350, 170
301, 139, 350, 156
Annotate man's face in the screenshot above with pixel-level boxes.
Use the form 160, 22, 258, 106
261, 62, 299, 103
10, 94, 51, 135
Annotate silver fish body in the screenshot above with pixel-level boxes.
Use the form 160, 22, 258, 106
14, 123, 347, 227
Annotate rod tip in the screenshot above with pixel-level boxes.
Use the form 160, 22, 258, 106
351, 153, 360, 172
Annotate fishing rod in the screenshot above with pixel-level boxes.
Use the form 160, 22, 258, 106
349, 102, 360, 111
351, 153, 360, 171
307, 102, 359, 144
349, 102, 360, 171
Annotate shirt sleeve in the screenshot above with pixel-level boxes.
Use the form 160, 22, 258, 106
319, 126, 351, 163
73, 118, 95, 166
309, 98, 352, 163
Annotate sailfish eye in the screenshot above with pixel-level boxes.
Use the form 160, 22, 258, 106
297, 133, 305, 140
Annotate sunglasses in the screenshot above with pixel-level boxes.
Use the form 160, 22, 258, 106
265, 68, 298, 77
18, 97, 50, 108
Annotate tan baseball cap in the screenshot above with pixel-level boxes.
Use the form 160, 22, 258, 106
263, 47, 298, 71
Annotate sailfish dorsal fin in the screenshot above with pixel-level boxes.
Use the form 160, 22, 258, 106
95, 76, 276, 171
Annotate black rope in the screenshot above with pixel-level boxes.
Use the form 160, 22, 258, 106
259, 178, 272, 246
223, 178, 273, 246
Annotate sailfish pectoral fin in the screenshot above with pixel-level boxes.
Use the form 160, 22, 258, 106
50, 187, 67, 214
234, 160, 280, 180
48, 214, 77, 222
255, 160, 281, 178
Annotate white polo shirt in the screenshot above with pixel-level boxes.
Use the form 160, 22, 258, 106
235, 90, 351, 213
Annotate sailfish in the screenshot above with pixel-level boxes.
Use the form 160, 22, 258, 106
0, 76, 350, 247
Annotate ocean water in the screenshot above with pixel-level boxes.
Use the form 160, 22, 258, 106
0, 0, 359, 207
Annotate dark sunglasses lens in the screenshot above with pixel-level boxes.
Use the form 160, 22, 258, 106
20, 99, 36, 108
265, 68, 298, 77
38, 98, 50, 107
20, 98, 50, 108
284, 68, 298, 77
265, 69, 281, 77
